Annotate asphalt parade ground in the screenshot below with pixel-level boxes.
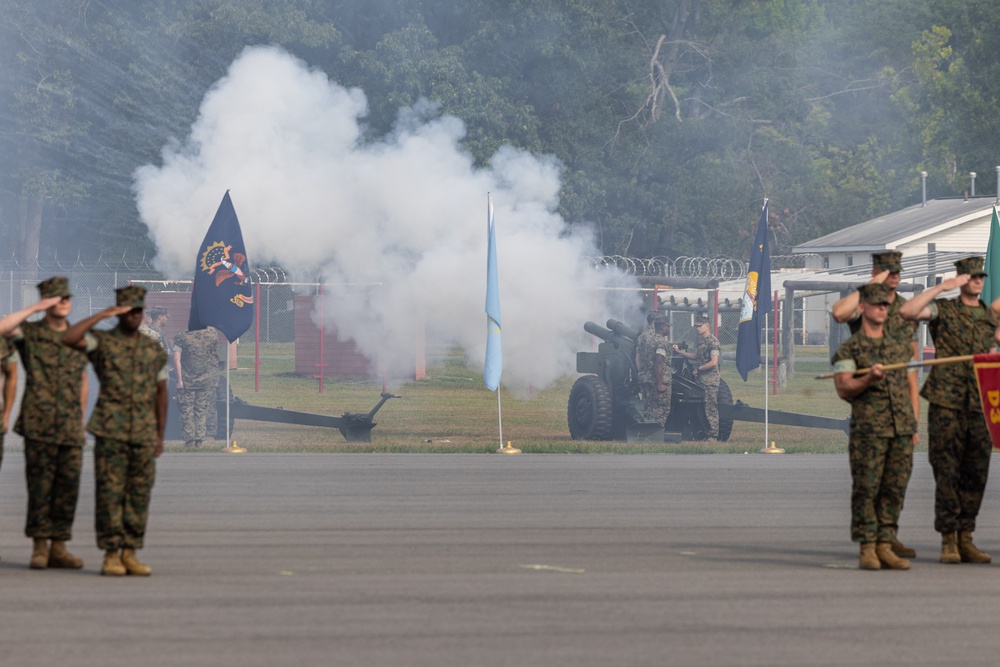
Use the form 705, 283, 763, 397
3, 452, 1000, 667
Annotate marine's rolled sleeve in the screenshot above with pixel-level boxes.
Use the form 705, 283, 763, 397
832, 359, 857, 375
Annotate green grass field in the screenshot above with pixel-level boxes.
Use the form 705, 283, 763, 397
173, 344, 929, 454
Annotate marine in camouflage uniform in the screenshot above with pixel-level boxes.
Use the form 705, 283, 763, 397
0, 336, 17, 472
900, 256, 999, 564
831, 250, 920, 559
833, 283, 916, 570
675, 314, 722, 440
139, 307, 168, 350
0, 335, 13, 563
173, 327, 220, 447
207, 360, 229, 440
636, 312, 671, 428
0, 276, 90, 569
63, 285, 169, 577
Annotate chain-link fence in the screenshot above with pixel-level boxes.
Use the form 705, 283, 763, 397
0, 265, 161, 324
0, 262, 300, 344
0, 254, 856, 389
588, 254, 821, 280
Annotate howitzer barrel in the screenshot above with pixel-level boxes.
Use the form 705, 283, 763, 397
607, 319, 640, 341
584, 321, 616, 342
583, 320, 635, 351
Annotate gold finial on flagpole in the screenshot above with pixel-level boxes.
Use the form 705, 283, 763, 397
497, 441, 521, 454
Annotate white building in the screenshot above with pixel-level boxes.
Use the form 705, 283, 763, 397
793, 195, 996, 270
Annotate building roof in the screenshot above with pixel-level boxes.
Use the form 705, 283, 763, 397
792, 196, 997, 253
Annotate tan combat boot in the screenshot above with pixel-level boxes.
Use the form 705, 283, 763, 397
957, 530, 992, 563
29, 538, 49, 570
859, 542, 880, 570
121, 548, 152, 576
876, 542, 911, 570
101, 549, 126, 576
940, 532, 961, 564
48, 540, 84, 569
890, 538, 916, 559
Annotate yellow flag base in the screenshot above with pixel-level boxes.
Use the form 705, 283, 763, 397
223, 440, 247, 454
759, 441, 785, 454
497, 441, 521, 455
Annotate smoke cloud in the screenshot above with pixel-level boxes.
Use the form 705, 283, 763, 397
134, 45, 638, 395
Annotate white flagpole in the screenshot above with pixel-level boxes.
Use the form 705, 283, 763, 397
759, 200, 782, 454
764, 313, 769, 450
223, 345, 245, 453
497, 389, 503, 450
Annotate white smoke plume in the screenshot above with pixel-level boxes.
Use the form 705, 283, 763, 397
134, 45, 639, 395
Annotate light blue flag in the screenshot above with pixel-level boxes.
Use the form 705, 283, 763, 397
984, 206, 1000, 305
484, 195, 502, 391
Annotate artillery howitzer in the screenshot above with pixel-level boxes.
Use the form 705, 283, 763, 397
568, 319, 849, 442
165, 383, 399, 443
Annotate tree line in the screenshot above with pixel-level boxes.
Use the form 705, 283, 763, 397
1, 0, 997, 265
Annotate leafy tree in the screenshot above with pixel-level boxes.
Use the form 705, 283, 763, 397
2, 0, 997, 266
0, 0, 338, 263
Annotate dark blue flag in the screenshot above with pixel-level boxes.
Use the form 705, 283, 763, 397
735, 201, 772, 382
189, 191, 254, 342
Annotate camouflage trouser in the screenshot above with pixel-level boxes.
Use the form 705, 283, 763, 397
94, 437, 156, 550
23, 440, 83, 541
927, 403, 992, 534
206, 394, 218, 439
177, 383, 217, 442
639, 382, 671, 427
698, 371, 720, 437
848, 433, 913, 543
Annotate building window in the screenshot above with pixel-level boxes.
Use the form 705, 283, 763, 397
846, 255, 853, 266
822, 255, 829, 269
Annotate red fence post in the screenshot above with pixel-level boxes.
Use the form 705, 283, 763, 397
313, 282, 326, 393
772, 289, 779, 395
254, 281, 261, 392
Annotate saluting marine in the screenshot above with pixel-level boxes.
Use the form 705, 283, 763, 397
831, 250, 920, 560
900, 256, 1000, 565
833, 283, 917, 571
0, 276, 89, 570
63, 285, 168, 577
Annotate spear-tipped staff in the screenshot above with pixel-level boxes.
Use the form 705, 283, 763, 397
815, 354, 977, 380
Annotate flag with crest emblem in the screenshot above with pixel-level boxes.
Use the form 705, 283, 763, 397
189, 191, 254, 342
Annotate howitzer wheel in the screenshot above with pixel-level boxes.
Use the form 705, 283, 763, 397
567, 375, 614, 440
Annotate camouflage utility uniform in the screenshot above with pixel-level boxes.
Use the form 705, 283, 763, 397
13, 321, 89, 542
86, 328, 168, 551
138, 323, 165, 348
173, 328, 220, 444
0, 336, 17, 470
636, 326, 671, 427
832, 332, 916, 544
695, 331, 722, 438
921, 298, 1000, 534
